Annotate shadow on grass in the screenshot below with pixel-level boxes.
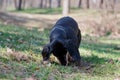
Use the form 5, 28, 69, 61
0, 24, 50, 54
81, 36, 120, 56
0, 12, 53, 29
82, 55, 108, 64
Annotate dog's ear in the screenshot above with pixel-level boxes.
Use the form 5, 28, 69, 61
42, 44, 52, 61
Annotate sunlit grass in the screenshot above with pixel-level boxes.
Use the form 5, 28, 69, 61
0, 23, 120, 80
10, 7, 99, 16
10, 8, 62, 14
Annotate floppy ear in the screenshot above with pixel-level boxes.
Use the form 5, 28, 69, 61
42, 44, 52, 61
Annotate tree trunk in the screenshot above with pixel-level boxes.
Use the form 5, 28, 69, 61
2, 0, 8, 11
40, 0, 43, 8
112, 0, 116, 11
87, 0, 89, 9
14, 0, 17, 9
44, 0, 47, 8
18, 0, 22, 10
22, 0, 25, 9
58, 0, 61, 7
0, 0, 4, 9
49, 0, 52, 8
99, 0, 103, 9
62, 0, 70, 16
78, 0, 82, 8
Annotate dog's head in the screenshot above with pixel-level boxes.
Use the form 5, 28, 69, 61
42, 44, 52, 61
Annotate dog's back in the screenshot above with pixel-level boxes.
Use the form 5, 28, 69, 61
50, 17, 81, 48
54, 17, 79, 34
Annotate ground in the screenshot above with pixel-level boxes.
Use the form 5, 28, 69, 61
0, 9, 120, 80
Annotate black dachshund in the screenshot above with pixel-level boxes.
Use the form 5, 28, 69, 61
42, 16, 81, 66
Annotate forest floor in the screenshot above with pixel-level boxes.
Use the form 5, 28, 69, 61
0, 9, 120, 80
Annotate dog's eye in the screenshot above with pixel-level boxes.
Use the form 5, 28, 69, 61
42, 51, 47, 58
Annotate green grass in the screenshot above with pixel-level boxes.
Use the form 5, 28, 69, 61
0, 23, 120, 80
10, 7, 97, 15
10, 8, 62, 14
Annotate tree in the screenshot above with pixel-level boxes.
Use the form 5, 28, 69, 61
39, 0, 43, 8
22, 0, 25, 9
43, 0, 47, 8
58, 0, 61, 7
14, 0, 23, 10
99, 0, 103, 9
87, 0, 89, 8
78, 0, 82, 8
49, 0, 52, 8
62, 0, 70, 16
0, 0, 4, 10
18, 0, 22, 10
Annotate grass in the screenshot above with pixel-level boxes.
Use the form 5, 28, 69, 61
9, 7, 97, 15
10, 8, 62, 14
0, 23, 120, 80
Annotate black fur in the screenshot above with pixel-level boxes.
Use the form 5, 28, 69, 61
42, 16, 81, 66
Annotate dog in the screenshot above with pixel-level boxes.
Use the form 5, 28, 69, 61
42, 16, 81, 66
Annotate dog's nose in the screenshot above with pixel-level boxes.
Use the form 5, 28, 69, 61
42, 60, 49, 64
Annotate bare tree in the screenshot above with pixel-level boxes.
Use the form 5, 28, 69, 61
22, 0, 25, 9
39, 0, 43, 8
78, 0, 82, 8
14, 0, 17, 9
1, 0, 8, 11
18, 0, 22, 10
58, 0, 61, 7
62, 0, 70, 16
44, 0, 47, 8
99, 0, 103, 9
0, 0, 4, 9
14, 0, 23, 10
87, 0, 89, 8
112, 0, 116, 11
49, 0, 52, 8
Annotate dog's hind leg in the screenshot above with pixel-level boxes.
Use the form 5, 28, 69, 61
65, 40, 81, 66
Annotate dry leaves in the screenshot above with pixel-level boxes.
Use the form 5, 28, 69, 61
114, 76, 120, 80
6, 47, 30, 62
24, 77, 38, 80
107, 59, 114, 64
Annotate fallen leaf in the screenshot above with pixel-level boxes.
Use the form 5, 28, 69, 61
7, 47, 13, 53
24, 77, 37, 80
108, 59, 114, 64
114, 76, 120, 80
0, 62, 3, 65
6, 49, 30, 62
